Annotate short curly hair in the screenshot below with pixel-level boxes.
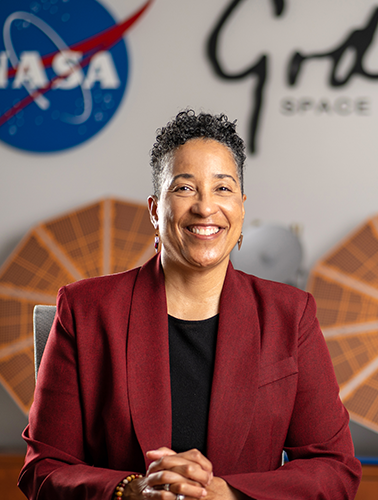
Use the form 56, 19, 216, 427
150, 109, 246, 198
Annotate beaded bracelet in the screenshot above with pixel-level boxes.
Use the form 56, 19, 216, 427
114, 474, 143, 499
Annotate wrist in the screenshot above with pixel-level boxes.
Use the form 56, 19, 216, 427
114, 474, 143, 500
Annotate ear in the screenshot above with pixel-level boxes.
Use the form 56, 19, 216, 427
242, 194, 247, 220
147, 195, 159, 229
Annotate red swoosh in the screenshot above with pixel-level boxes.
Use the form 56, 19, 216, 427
0, 0, 153, 127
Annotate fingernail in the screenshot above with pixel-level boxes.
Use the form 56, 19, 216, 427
202, 489, 207, 497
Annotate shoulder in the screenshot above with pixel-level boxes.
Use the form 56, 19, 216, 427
57, 266, 141, 309
229, 266, 316, 324
53, 266, 142, 336
231, 265, 310, 303
65, 266, 140, 292
56, 255, 162, 323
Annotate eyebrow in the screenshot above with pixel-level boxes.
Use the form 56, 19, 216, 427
171, 173, 237, 184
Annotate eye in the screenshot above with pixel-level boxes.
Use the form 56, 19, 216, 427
217, 185, 232, 192
172, 184, 194, 194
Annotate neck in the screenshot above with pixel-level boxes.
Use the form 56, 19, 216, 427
161, 254, 229, 321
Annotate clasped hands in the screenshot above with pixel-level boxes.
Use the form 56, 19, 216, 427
126, 447, 235, 500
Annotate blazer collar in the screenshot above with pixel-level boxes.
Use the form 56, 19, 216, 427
206, 263, 260, 474
127, 256, 260, 472
127, 254, 172, 468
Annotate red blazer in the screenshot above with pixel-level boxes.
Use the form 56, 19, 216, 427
19, 255, 361, 500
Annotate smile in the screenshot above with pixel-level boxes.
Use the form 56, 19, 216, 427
187, 226, 221, 235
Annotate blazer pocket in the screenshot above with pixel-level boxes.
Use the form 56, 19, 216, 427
258, 357, 297, 387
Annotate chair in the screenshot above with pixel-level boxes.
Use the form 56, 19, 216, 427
33, 305, 56, 380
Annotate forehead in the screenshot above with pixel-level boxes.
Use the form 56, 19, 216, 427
168, 138, 238, 176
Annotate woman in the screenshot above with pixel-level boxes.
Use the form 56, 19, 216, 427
19, 110, 361, 500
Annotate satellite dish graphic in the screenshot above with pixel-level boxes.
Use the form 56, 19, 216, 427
0, 198, 155, 414
231, 224, 303, 284
307, 214, 378, 434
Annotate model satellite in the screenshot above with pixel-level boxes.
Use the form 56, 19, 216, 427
231, 223, 303, 286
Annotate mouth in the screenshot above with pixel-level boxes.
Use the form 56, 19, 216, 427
187, 225, 221, 236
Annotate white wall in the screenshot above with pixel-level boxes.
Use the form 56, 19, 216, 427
1, 0, 378, 454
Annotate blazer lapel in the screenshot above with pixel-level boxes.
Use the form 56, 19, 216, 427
127, 255, 172, 467
207, 262, 261, 474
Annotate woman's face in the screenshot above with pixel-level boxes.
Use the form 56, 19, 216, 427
148, 138, 246, 272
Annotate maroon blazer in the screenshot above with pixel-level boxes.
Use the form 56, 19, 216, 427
19, 254, 361, 500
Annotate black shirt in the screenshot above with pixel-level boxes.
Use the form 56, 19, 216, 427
168, 314, 218, 455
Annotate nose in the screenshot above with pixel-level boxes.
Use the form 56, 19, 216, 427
190, 191, 218, 218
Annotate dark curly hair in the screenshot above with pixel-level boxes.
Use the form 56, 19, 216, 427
150, 109, 246, 198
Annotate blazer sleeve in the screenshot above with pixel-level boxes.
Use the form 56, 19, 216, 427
18, 287, 135, 500
219, 294, 362, 500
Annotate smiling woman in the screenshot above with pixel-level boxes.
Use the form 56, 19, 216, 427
19, 110, 361, 500
148, 138, 246, 319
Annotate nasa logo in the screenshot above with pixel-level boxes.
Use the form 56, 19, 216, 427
0, 0, 151, 153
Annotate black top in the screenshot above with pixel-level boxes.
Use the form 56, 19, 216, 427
168, 314, 218, 456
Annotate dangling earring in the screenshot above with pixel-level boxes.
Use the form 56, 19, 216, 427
238, 232, 243, 251
154, 232, 160, 253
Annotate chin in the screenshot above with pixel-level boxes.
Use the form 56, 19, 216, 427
187, 253, 228, 269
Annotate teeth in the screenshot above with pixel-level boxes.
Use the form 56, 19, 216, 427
189, 226, 220, 235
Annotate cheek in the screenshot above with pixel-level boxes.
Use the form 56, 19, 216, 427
158, 205, 180, 235
228, 203, 245, 226
164, 200, 188, 224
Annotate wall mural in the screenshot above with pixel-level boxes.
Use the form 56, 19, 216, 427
0, 198, 155, 414
308, 215, 378, 435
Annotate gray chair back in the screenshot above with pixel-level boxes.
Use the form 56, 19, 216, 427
33, 305, 56, 380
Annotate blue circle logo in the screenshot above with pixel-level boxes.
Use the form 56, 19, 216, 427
0, 1, 150, 153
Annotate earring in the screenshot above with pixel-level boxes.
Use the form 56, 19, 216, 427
238, 232, 243, 251
154, 232, 160, 253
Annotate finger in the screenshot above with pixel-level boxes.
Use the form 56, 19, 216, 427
175, 450, 213, 475
144, 473, 207, 499
142, 486, 205, 500
148, 449, 212, 474
147, 455, 212, 487
147, 448, 177, 460
145, 470, 203, 490
168, 481, 207, 499
168, 465, 211, 488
